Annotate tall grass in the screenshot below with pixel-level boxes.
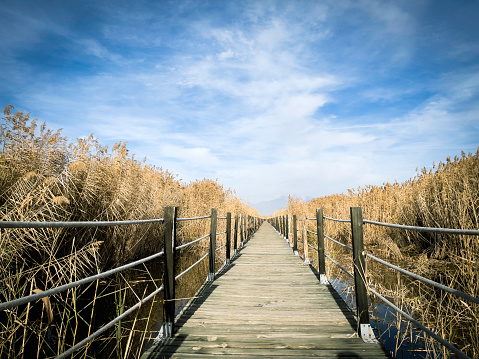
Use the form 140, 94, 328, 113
278, 149, 479, 357
0, 105, 258, 358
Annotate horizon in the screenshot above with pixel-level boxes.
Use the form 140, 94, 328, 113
1, 1, 478, 205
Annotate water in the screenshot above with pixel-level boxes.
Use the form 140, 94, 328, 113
328, 277, 443, 358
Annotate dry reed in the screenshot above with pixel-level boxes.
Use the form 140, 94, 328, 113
278, 148, 479, 358
0, 105, 258, 358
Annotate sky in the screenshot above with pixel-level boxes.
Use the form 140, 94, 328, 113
1, 0, 478, 208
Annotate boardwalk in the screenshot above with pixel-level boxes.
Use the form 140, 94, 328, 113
143, 223, 390, 358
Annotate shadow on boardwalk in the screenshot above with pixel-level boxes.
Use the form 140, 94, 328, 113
142, 223, 391, 359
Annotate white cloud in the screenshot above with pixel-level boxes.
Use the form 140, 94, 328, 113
359, 0, 416, 36
80, 39, 122, 62
218, 49, 235, 60
3, 0, 479, 206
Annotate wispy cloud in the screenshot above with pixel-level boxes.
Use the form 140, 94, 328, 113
1, 0, 478, 204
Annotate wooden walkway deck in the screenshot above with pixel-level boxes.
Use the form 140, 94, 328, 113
142, 223, 390, 358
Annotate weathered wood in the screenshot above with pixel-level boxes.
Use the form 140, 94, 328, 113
293, 214, 298, 254
302, 212, 309, 263
316, 208, 326, 282
285, 214, 289, 242
239, 214, 244, 247
208, 208, 217, 281
350, 206, 371, 339
143, 223, 390, 358
162, 206, 177, 337
226, 212, 231, 264
234, 214, 239, 254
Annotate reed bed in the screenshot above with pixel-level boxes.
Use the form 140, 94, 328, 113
0, 105, 258, 358
277, 148, 479, 358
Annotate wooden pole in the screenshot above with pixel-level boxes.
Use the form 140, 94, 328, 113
285, 214, 289, 244
293, 215, 298, 255
350, 207, 375, 342
240, 214, 244, 247
226, 212, 231, 265
234, 214, 239, 255
208, 208, 218, 281
316, 208, 327, 284
246, 215, 252, 239
162, 206, 177, 338
302, 212, 309, 264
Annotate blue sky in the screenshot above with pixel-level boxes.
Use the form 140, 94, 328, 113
1, 0, 478, 206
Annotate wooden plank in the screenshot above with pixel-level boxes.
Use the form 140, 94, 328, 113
142, 223, 390, 359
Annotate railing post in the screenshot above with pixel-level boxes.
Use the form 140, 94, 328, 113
243, 215, 246, 245
303, 212, 310, 264
162, 206, 177, 338
226, 212, 231, 265
234, 214, 239, 254
240, 214, 244, 247
350, 207, 376, 343
316, 208, 327, 284
293, 215, 298, 255
285, 214, 289, 244
208, 208, 218, 281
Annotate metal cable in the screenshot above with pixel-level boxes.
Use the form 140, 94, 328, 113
324, 234, 353, 251
365, 252, 479, 304
307, 229, 317, 235
215, 244, 226, 252
177, 215, 211, 221
325, 253, 354, 279
175, 253, 209, 281
306, 217, 316, 220
0, 218, 164, 229
0, 251, 164, 312
363, 219, 479, 236
325, 249, 470, 357
323, 215, 350, 223
367, 286, 469, 359
1, 212, 250, 358
216, 231, 227, 235
308, 243, 318, 252
56, 283, 165, 359
176, 233, 210, 250
217, 216, 227, 220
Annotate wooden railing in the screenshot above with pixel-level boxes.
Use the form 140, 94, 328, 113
269, 207, 479, 359
0, 209, 263, 357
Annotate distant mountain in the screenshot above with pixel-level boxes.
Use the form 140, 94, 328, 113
251, 196, 288, 217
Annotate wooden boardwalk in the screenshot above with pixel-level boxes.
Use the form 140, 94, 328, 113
142, 223, 390, 358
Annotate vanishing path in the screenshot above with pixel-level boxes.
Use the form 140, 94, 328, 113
142, 222, 390, 358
